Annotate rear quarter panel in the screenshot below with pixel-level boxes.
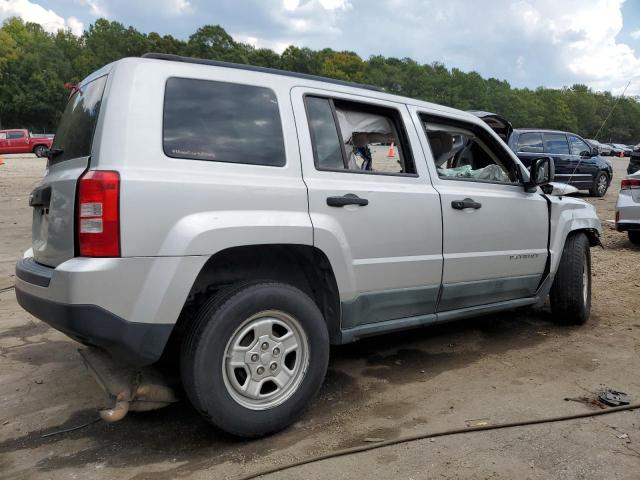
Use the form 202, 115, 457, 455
92, 59, 313, 258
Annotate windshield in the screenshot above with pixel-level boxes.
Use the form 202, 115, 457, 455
51, 75, 107, 164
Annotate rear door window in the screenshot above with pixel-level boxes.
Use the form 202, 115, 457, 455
8, 131, 25, 139
517, 132, 543, 153
163, 78, 286, 167
543, 133, 570, 154
51, 75, 107, 164
304, 95, 415, 175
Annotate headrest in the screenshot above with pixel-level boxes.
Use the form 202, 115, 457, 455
427, 131, 454, 157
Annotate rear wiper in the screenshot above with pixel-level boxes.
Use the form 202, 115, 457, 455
46, 148, 64, 159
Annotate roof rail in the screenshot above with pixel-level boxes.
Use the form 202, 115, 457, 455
142, 53, 384, 93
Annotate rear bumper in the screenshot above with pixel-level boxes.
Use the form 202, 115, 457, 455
615, 191, 640, 231
616, 222, 640, 232
14, 254, 209, 366
15, 286, 172, 365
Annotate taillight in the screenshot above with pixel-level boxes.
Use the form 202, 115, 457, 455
621, 178, 640, 190
77, 170, 120, 257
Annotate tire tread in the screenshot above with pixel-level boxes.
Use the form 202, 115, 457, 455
550, 232, 590, 324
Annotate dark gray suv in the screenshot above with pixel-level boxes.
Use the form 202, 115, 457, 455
508, 129, 613, 197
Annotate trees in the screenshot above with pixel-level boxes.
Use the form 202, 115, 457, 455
0, 16, 639, 143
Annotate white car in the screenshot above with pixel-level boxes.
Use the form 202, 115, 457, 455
616, 171, 640, 244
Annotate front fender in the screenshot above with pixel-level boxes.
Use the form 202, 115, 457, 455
548, 196, 602, 277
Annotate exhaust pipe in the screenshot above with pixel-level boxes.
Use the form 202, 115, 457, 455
99, 392, 131, 423
79, 347, 179, 424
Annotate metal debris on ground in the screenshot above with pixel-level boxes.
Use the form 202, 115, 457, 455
598, 389, 630, 407
465, 418, 490, 427
564, 396, 607, 409
41, 418, 101, 438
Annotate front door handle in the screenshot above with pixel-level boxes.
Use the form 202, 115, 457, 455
327, 193, 369, 207
451, 198, 482, 210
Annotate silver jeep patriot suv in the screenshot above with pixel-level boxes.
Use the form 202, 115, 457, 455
15, 53, 602, 437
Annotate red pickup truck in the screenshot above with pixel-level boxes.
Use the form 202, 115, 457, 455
0, 129, 53, 157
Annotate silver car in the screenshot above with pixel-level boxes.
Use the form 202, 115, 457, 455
586, 139, 612, 156
15, 53, 602, 437
616, 171, 640, 244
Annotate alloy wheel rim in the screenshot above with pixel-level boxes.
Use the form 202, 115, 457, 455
598, 175, 607, 195
222, 310, 309, 410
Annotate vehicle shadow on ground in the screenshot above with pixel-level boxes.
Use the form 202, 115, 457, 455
0, 307, 575, 477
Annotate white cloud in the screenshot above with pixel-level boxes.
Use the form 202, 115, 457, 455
233, 33, 290, 54
282, 0, 348, 11
318, 0, 349, 9
264, 0, 637, 95
77, 0, 108, 17
631, 29, 640, 40
66, 15, 84, 36
507, 0, 640, 94
0, 0, 84, 35
282, 0, 299, 11
163, 0, 193, 15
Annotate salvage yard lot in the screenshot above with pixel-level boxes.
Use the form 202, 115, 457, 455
0, 154, 639, 480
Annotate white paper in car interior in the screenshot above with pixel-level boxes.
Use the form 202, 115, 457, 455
335, 110, 392, 142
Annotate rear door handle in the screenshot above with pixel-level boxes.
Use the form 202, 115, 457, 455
327, 193, 369, 207
451, 198, 482, 210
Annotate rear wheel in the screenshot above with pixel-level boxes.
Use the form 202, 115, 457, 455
589, 172, 609, 197
181, 281, 329, 437
550, 233, 591, 325
629, 231, 640, 245
33, 145, 47, 158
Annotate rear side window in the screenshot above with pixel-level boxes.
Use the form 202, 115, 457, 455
543, 133, 569, 154
8, 131, 25, 139
163, 78, 285, 167
517, 132, 543, 153
568, 135, 591, 156
52, 75, 107, 164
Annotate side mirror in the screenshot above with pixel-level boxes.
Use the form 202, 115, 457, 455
525, 156, 554, 193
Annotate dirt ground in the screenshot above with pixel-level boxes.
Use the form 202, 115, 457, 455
0, 154, 639, 480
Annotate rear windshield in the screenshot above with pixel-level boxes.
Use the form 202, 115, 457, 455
163, 77, 285, 167
51, 75, 107, 164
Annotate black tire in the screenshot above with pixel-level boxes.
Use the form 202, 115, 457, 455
589, 171, 609, 197
550, 233, 591, 325
33, 145, 47, 158
181, 281, 329, 438
629, 231, 640, 245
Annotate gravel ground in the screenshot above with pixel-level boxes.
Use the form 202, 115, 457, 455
0, 154, 638, 480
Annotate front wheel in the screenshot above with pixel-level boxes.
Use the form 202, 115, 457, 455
550, 233, 591, 325
629, 231, 640, 245
33, 145, 47, 158
589, 172, 609, 197
181, 281, 329, 437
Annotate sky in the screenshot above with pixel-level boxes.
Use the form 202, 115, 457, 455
1, 0, 640, 96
